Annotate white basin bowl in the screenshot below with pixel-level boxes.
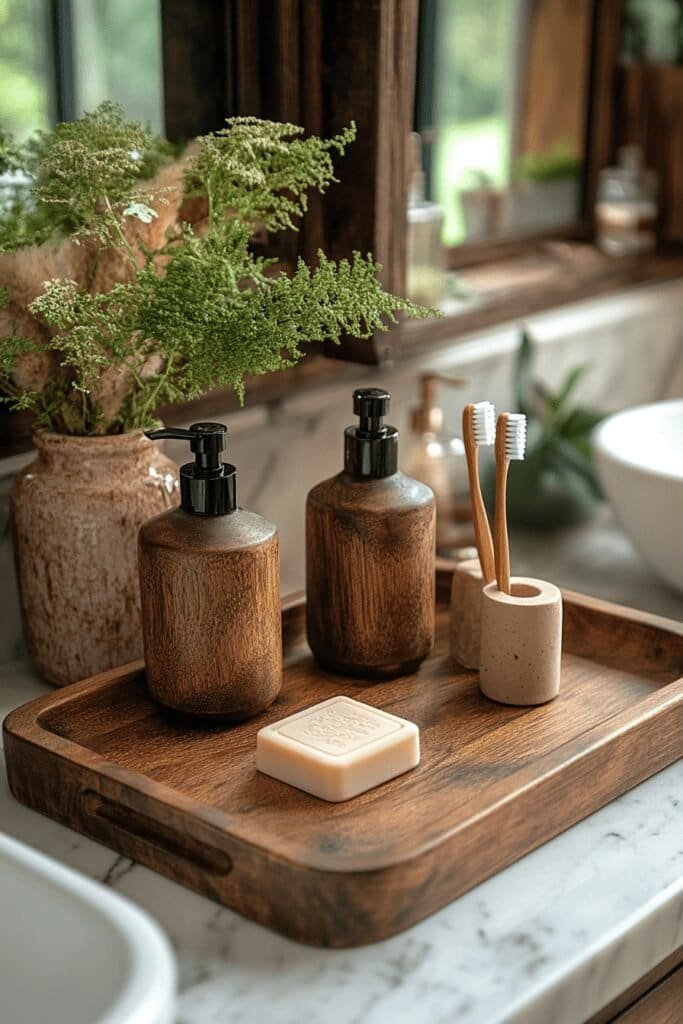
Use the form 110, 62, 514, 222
0, 832, 176, 1024
593, 400, 683, 593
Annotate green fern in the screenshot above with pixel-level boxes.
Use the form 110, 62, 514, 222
1, 105, 440, 434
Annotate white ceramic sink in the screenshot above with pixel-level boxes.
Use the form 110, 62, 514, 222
593, 399, 683, 593
0, 832, 175, 1024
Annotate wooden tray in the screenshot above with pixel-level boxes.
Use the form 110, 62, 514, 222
4, 564, 683, 947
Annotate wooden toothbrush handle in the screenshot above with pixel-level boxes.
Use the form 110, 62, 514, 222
462, 406, 495, 583
494, 415, 511, 594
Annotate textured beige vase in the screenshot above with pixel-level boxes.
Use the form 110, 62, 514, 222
449, 556, 484, 670
479, 576, 563, 706
11, 430, 179, 685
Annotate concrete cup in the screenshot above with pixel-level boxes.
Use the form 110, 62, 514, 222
479, 576, 562, 706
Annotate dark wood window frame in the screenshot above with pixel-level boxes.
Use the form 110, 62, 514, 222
405, 0, 683, 351
155, 0, 683, 418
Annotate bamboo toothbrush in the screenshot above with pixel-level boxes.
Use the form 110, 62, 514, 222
494, 412, 527, 594
462, 401, 496, 582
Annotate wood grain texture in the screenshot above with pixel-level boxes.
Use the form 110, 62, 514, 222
587, 949, 683, 1024
583, 0, 625, 215
306, 471, 436, 677
610, 966, 683, 1024
517, 0, 592, 161
4, 565, 683, 948
138, 507, 281, 718
161, 0, 229, 141
227, 0, 419, 366
615, 64, 683, 242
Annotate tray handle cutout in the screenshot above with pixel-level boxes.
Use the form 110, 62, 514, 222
81, 790, 233, 877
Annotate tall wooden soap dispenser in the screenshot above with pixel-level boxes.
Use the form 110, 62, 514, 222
138, 422, 281, 719
307, 388, 436, 678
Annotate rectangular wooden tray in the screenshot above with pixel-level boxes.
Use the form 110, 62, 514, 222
4, 564, 683, 947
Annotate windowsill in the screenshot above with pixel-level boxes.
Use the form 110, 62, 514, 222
2, 241, 683, 461
402, 240, 683, 352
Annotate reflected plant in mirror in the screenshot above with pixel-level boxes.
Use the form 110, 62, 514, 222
415, 0, 589, 244
0, 103, 437, 436
484, 329, 605, 528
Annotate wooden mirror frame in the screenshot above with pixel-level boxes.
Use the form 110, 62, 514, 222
161, 0, 683, 366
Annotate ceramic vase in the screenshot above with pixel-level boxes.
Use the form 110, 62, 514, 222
11, 430, 178, 685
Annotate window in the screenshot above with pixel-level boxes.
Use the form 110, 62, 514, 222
416, 0, 592, 246
70, 0, 163, 131
0, 0, 163, 140
0, 0, 55, 139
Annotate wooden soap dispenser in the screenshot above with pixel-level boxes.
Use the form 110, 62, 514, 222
306, 388, 436, 678
138, 422, 281, 719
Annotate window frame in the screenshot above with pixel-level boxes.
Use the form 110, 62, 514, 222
49, 0, 677, 353
412, 0, 620, 265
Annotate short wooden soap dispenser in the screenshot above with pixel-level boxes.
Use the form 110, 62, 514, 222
138, 422, 281, 719
306, 388, 436, 678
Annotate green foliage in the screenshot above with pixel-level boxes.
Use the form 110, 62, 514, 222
0, 103, 174, 251
501, 328, 605, 528
139, 245, 431, 407
513, 145, 581, 183
185, 117, 357, 234
0, 106, 438, 434
0, 286, 34, 374
33, 101, 175, 242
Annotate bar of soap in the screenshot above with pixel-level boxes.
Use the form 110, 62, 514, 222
256, 696, 420, 802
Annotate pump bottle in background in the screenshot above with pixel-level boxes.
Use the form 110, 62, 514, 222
306, 388, 436, 678
138, 422, 281, 719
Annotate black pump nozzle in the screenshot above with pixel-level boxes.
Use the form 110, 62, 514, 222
146, 422, 226, 474
344, 388, 398, 479
146, 422, 236, 515
353, 388, 390, 436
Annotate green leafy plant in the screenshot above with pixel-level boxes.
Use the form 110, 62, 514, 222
513, 145, 581, 183
486, 329, 605, 528
0, 104, 436, 435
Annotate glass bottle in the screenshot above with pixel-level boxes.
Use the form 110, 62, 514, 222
406, 133, 445, 306
596, 146, 658, 256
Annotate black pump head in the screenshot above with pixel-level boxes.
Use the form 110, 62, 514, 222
344, 387, 398, 479
185, 421, 226, 472
353, 388, 391, 435
145, 422, 236, 515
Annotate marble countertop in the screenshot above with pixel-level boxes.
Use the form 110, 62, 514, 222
1, 511, 682, 1024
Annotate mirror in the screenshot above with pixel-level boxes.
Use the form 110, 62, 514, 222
0, 0, 162, 138
415, 0, 592, 246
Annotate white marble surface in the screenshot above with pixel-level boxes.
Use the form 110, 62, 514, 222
1, 281, 682, 1022
1, 511, 682, 1024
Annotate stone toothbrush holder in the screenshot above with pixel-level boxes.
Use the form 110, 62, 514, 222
479, 577, 563, 706
449, 556, 484, 670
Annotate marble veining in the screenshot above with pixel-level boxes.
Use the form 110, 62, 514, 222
0, 281, 682, 1021
1, 594, 681, 1024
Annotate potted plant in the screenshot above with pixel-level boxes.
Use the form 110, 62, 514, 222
1, 103, 434, 685
507, 144, 581, 233
458, 169, 504, 239
484, 329, 604, 529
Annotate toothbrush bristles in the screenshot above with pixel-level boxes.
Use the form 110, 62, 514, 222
472, 401, 496, 446
505, 413, 527, 460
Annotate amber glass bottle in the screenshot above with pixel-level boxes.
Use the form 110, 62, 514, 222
306, 389, 435, 678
